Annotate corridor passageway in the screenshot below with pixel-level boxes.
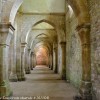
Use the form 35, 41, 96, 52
0, 0, 100, 100
10, 65, 77, 100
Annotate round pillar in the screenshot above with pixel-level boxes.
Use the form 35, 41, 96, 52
50, 53, 53, 70
20, 43, 27, 81
53, 47, 58, 73
9, 39, 18, 82
0, 23, 15, 97
9, 41, 18, 82
30, 52, 33, 70
33, 53, 36, 68
25, 48, 31, 74
60, 42, 66, 80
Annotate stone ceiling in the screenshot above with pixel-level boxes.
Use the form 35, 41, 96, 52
18, 0, 63, 52
19, 0, 65, 13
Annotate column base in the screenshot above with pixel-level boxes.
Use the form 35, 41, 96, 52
74, 81, 92, 100
73, 95, 82, 100
61, 68, 66, 80
73, 94, 92, 100
18, 78, 22, 81
25, 67, 31, 74
25, 71, 31, 74
21, 71, 26, 81
31, 68, 33, 70
21, 77, 26, 81
54, 67, 58, 73
21, 75, 26, 81
49, 65, 51, 68
54, 70, 57, 74
0, 80, 13, 97
9, 73, 18, 82
17, 73, 22, 81
61, 75, 66, 80
51, 67, 53, 70
33, 66, 35, 68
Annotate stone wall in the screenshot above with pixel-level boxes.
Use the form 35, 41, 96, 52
66, 11, 82, 88
36, 47, 49, 65
89, 0, 100, 100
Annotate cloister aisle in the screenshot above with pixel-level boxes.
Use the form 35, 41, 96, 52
10, 65, 78, 100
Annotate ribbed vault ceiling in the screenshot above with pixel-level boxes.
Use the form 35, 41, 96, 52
19, 0, 61, 52
19, 0, 65, 13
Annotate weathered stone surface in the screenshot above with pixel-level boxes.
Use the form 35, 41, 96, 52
89, 0, 100, 100
66, 13, 82, 88
0, 0, 100, 99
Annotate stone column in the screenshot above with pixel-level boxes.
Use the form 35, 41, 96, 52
50, 49, 53, 70
32, 53, 36, 68
9, 38, 18, 82
32, 52, 34, 68
25, 48, 31, 74
53, 46, 58, 73
51, 54, 53, 70
21, 43, 27, 81
76, 23, 92, 100
60, 42, 66, 80
28, 48, 31, 72
16, 42, 22, 81
48, 53, 51, 68
30, 52, 33, 70
0, 23, 15, 97
49, 53, 53, 70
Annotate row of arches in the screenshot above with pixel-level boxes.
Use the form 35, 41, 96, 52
0, 0, 92, 100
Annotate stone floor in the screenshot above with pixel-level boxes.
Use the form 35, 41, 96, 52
10, 65, 78, 100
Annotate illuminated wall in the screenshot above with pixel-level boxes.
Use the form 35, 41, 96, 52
36, 47, 49, 65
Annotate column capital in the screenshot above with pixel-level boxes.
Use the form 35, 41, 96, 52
21, 42, 27, 53
0, 22, 15, 33
76, 23, 90, 31
0, 22, 15, 46
21, 42, 27, 47
76, 23, 91, 46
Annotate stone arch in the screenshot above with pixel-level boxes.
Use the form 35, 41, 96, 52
35, 33, 49, 38
1, 0, 23, 24
31, 39, 52, 52
33, 43, 50, 54
33, 19, 66, 42
1, 0, 90, 29
27, 30, 56, 48
67, 0, 90, 25
0, 0, 91, 99
33, 19, 56, 28
21, 18, 57, 43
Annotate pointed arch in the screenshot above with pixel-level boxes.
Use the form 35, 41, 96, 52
1, 0, 23, 24
33, 19, 56, 29
67, 0, 90, 25
35, 33, 49, 39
